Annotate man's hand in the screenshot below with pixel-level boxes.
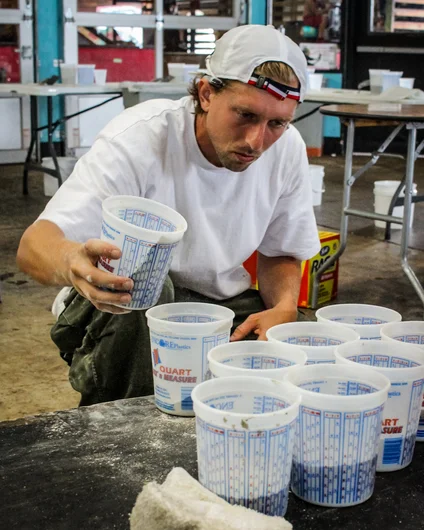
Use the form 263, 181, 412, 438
230, 305, 297, 342
66, 239, 134, 314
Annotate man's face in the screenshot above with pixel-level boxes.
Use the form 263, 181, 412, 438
197, 80, 298, 172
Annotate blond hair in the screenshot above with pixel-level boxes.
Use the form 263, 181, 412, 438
188, 61, 299, 115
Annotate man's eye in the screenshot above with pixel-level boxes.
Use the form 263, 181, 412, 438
270, 121, 288, 129
238, 111, 254, 120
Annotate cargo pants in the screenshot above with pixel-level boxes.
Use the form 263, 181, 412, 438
51, 277, 266, 406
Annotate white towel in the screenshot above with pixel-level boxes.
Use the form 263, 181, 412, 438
130, 467, 293, 530
376, 86, 424, 102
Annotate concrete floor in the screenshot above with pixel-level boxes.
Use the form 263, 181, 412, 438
0, 156, 423, 421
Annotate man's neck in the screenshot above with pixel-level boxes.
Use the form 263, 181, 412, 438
194, 113, 222, 167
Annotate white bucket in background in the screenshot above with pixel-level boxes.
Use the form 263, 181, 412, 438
373, 180, 417, 229
308, 73, 324, 91
59, 63, 77, 84
168, 62, 185, 82
381, 321, 424, 442
42, 156, 78, 197
100, 196, 187, 310
399, 77, 415, 89
183, 64, 200, 83
369, 69, 390, 95
316, 303, 402, 339
77, 64, 95, 85
266, 321, 360, 364
286, 364, 390, 507
146, 302, 234, 416
207, 340, 307, 380
309, 164, 325, 206
335, 340, 424, 472
192, 376, 301, 516
94, 69, 107, 84
381, 71, 403, 92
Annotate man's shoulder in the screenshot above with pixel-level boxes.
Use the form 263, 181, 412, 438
100, 96, 193, 143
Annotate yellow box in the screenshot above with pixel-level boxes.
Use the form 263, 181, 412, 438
298, 230, 340, 308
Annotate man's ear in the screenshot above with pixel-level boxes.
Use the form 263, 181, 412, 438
197, 78, 213, 113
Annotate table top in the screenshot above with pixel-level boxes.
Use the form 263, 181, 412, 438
306, 87, 424, 105
320, 103, 424, 121
1, 396, 423, 530
0, 83, 123, 97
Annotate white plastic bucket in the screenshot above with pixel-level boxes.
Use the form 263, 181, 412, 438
369, 69, 390, 95
335, 340, 424, 472
316, 304, 402, 339
78, 64, 95, 85
399, 77, 415, 89
42, 156, 78, 197
94, 69, 107, 84
381, 321, 424, 348
309, 164, 325, 206
60, 63, 77, 84
266, 321, 360, 364
381, 71, 403, 92
146, 302, 234, 416
373, 180, 417, 229
208, 340, 307, 380
286, 364, 390, 507
168, 62, 185, 82
192, 376, 301, 516
381, 321, 424, 442
308, 73, 324, 91
99, 196, 187, 310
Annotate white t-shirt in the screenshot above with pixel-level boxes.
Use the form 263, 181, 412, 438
38, 96, 320, 300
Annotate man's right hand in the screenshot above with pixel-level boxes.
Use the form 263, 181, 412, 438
17, 221, 134, 315
66, 239, 134, 314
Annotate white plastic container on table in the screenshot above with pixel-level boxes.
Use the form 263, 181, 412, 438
207, 340, 307, 380
316, 303, 402, 339
335, 339, 424, 471
286, 364, 390, 507
266, 321, 360, 364
191, 376, 301, 517
146, 302, 234, 416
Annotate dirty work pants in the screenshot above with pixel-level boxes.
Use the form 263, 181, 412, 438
51, 278, 265, 406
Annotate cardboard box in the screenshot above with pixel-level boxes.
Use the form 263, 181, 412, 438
243, 230, 340, 308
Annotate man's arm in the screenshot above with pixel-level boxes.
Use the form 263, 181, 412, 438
17, 220, 133, 314
230, 253, 300, 341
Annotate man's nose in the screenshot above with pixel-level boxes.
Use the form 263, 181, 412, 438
244, 123, 266, 153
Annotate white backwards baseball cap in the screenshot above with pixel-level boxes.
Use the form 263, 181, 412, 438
205, 25, 308, 103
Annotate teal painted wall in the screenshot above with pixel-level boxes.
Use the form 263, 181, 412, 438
250, 0, 266, 25
36, 0, 63, 142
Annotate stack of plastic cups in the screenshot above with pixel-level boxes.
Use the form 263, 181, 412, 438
335, 340, 424, 471
207, 340, 307, 380
146, 302, 235, 416
266, 321, 359, 364
316, 303, 402, 339
381, 321, 424, 443
286, 364, 390, 506
191, 376, 301, 517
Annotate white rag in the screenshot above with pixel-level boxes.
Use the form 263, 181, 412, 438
130, 467, 293, 530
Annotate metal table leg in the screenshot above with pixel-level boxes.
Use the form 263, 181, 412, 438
23, 95, 38, 195
311, 118, 356, 308
401, 125, 424, 305
47, 96, 62, 187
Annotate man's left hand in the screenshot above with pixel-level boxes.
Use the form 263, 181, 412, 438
230, 305, 297, 342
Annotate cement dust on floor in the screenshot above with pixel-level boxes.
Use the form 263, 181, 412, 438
1, 157, 424, 421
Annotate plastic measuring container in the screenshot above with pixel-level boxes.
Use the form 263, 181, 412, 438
316, 304, 402, 339
99, 196, 187, 310
335, 340, 424, 471
266, 321, 359, 364
207, 340, 307, 380
381, 322, 424, 443
286, 364, 390, 507
146, 302, 234, 416
191, 376, 301, 517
